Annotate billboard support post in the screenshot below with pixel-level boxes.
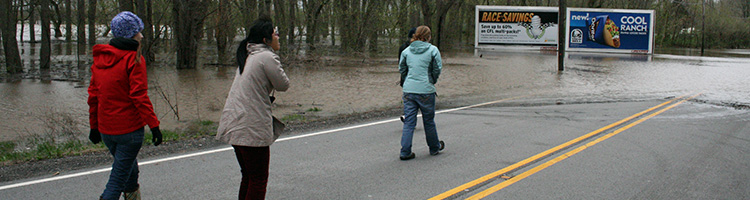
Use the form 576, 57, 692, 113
558, 0, 566, 71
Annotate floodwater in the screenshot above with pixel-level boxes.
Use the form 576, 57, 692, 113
1, 42, 749, 142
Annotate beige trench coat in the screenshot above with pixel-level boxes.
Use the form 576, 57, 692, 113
216, 44, 289, 147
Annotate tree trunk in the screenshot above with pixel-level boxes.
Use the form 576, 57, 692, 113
397, 0, 409, 40
65, 0, 72, 41
1, 0, 24, 73
366, 0, 382, 52
261, 0, 271, 17
30, 2, 36, 43
287, 0, 296, 48
435, 0, 457, 49
587, 0, 602, 8
243, 0, 257, 34
418, 0, 456, 49
77, 0, 85, 78
135, 0, 154, 62
215, 0, 229, 64
88, 0, 96, 45
40, 0, 51, 74
336, 0, 368, 52
272, 0, 285, 45
304, 0, 329, 50
119, 0, 134, 12
50, 0, 63, 38
335, 0, 350, 51
173, 0, 207, 69
420, 0, 432, 28
19, 0, 24, 42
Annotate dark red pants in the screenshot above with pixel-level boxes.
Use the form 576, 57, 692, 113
232, 145, 270, 200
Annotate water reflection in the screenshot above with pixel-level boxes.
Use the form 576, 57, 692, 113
1, 42, 749, 142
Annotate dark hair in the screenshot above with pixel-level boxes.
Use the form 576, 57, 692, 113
236, 15, 274, 74
407, 27, 417, 39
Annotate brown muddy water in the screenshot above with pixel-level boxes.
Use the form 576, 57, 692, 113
1, 43, 750, 143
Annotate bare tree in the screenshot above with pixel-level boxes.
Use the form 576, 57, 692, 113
419, 0, 458, 49
40, 0, 51, 77
242, 0, 257, 33
49, 0, 63, 38
260, 0, 271, 17
77, 0, 85, 76
119, 0, 134, 12
87, 0, 95, 45
65, 0, 71, 41
135, 0, 154, 62
272, 0, 288, 47
1, 0, 24, 73
173, 0, 209, 69
30, 1, 36, 43
335, 0, 375, 52
366, 0, 383, 52
215, 0, 230, 64
587, 0, 602, 8
303, 0, 329, 50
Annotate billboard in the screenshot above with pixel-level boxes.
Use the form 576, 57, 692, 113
475, 6, 559, 48
566, 8, 654, 54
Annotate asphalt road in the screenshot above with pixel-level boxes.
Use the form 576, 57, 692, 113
1, 95, 748, 199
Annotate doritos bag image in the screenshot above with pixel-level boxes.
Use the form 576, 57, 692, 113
587, 15, 621, 48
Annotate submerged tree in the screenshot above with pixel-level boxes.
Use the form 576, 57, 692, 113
173, 0, 208, 69
40, 0, 51, 75
87, 0, 95, 45
65, 0, 72, 41
77, 0, 85, 76
135, 0, 155, 62
1, 0, 23, 73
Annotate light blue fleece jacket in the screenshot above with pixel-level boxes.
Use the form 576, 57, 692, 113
399, 40, 442, 94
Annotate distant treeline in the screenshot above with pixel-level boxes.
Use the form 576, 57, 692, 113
1, 0, 749, 72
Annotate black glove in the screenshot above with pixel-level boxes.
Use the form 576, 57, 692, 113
89, 129, 101, 144
151, 127, 163, 146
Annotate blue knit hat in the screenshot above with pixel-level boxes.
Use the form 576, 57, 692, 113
110, 11, 144, 38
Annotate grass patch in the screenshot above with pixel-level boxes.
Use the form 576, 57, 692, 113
1, 138, 102, 163
307, 107, 322, 112
144, 129, 181, 145
281, 114, 305, 122
0, 141, 15, 153
2, 120, 220, 164
144, 120, 217, 145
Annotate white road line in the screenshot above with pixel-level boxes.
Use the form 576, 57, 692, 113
0, 96, 523, 191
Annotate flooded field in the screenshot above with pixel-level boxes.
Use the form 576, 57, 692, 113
1, 42, 749, 142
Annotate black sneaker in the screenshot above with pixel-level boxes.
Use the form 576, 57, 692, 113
400, 152, 415, 160
400, 115, 405, 122
431, 141, 445, 155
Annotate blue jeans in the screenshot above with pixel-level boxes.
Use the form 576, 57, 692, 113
100, 127, 144, 200
401, 93, 440, 157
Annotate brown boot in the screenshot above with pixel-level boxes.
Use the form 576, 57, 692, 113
123, 184, 141, 200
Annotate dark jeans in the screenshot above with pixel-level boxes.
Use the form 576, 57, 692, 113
100, 127, 144, 200
233, 145, 270, 200
401, 92, 440, 157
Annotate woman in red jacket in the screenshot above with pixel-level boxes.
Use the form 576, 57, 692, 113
87, 11, 162, 200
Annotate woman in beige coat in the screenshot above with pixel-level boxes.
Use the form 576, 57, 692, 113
216, 15, 289, 200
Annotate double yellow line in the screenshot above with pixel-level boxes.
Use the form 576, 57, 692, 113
430, 93, 701, 200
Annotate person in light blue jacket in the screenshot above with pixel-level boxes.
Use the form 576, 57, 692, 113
398, 25, 444, 160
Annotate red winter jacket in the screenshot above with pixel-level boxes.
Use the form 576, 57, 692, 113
88, 44, 159, 135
